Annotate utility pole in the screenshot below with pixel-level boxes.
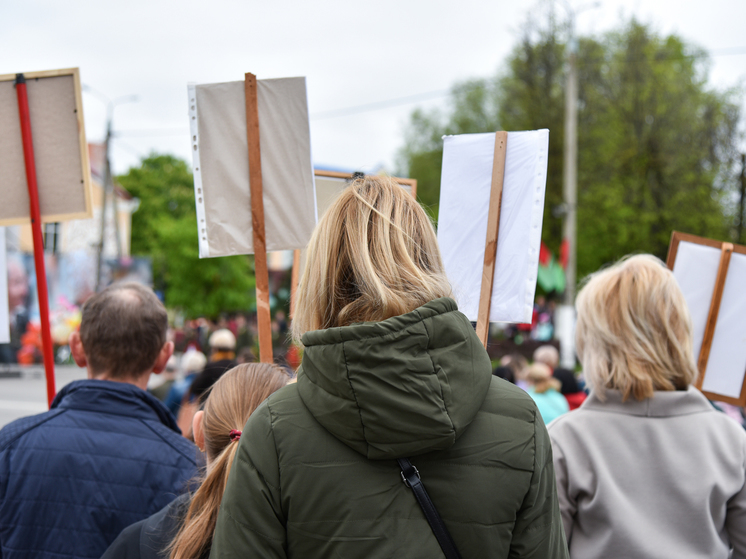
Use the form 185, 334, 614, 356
738, 153, 745, 245
562, 37, 578, 310
557, 1, 597, 369
83, 88, 137, 291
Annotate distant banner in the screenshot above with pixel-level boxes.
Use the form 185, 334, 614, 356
0, 252, 152, 364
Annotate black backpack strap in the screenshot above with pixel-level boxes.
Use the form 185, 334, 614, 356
397, 458, 462, 559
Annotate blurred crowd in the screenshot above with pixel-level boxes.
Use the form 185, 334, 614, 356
0, 177, 744, 559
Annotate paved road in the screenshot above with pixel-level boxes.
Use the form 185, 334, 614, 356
0, 366, 87, 428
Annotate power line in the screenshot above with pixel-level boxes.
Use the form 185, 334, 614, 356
310, 88, 451, 120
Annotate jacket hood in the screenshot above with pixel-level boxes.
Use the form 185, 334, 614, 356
51, 379, 181, 433
297, 298, 492, 460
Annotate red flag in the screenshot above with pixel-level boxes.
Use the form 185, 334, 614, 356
560, 238, 569, 269
539, 242, 552, 267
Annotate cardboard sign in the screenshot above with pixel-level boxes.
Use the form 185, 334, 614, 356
0, 68, 92, 225
667, 232, 746, 405
188, 77, 316, 258
438, 130, 549, 326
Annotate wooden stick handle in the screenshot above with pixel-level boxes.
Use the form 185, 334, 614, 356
245, 73, 273, 364
476, 131, 508, 348
696, 242, 733, 387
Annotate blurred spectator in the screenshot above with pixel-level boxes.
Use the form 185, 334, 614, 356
149, 355, 178, 401
552, 368, 586, 410
164, 350, 207, 418
237, 346, 256, 364
234, 313, 254, 353
0, 283, 198, 558
492, 366, 515, 384
102, 364, 289, 559
177, 329, 237, 438
501, 353, 529, 390
526, 362, 569, 425
533, 345, 559, 370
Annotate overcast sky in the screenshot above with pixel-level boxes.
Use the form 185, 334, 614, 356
3, 0, 745, 176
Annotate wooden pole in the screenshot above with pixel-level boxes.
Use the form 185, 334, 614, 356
245, 73, 273, 363
475, 131, 508, 348
695, 242, 733, 388
15, 73, 57, 407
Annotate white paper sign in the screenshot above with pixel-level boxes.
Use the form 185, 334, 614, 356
672, 241, 746, 399
0, 228, 8, 344
188, 77, 316, 258
438, 130, 549, 323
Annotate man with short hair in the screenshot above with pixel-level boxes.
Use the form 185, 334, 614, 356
0, 283, 199, 559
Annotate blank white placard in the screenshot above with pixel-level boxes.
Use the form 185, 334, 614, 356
672, 242, 746, 399
438, 130, 549, 323
672, 242, 721, 362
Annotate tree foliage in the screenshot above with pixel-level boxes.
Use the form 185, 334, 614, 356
118, 154, 255, 316
399, 16, 742, 279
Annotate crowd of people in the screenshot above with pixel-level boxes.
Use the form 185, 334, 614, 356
0, 176, 744, 558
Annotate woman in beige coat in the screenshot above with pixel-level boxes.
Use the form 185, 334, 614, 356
548, 255, 746, 559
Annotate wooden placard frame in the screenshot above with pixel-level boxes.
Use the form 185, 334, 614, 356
666, 230, 746, 406
289, 170, 419, 320
475, 132, 508, 348
0, 68, 92, 225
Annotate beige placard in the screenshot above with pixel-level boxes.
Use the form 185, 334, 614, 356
0, 68, 92, 225
189, 77, 316, 257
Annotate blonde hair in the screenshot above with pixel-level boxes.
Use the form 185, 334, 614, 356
292, 176, 452, 340
527, 362, 561, 394
533, 345, 559, 370
575, 254, 698, 402
169, 363, 289, 559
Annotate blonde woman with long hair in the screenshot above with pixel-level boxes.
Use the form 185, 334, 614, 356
102, 363, 289, 559
210, 176, 568, 558
548, 254, 746, 558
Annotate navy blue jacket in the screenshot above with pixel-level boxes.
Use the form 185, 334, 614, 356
0, 379, 200, 559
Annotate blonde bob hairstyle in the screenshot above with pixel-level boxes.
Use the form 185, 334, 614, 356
292, 176, 452, 340
575, 254, 698, 402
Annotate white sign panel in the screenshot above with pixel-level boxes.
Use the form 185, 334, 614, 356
672, 241, 746, 399
438, 130, 549, 324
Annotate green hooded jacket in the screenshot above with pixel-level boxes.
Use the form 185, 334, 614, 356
210, 298, 568, 558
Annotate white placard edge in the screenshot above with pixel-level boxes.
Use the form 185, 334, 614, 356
188, 83, 211, 259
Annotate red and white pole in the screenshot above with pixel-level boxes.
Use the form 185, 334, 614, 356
15, 73, 56, 408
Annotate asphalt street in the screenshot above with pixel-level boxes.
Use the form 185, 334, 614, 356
0, 366, 87, 428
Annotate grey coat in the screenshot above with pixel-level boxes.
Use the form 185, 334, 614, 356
548, 387, 746, 559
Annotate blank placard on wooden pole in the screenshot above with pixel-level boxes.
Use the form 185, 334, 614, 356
695, 242, 733, 388
245, 73, 273, 363
667, 231, 746, 406
475, 131, 508, 347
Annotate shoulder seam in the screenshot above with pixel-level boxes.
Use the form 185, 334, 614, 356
0, 409, 67, 450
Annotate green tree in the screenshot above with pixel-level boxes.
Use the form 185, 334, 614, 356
399, 17, 742, 279
118, 154, 255, 316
